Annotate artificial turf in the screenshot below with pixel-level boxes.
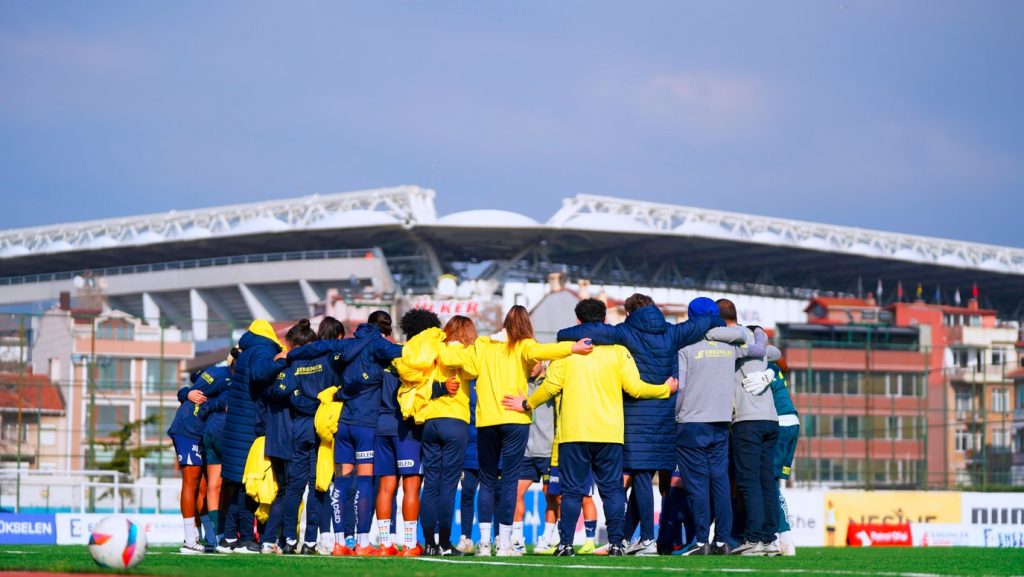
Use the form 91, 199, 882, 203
1, 546, 1023, 577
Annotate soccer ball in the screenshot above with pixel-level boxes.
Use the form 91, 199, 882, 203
88, 515, 147, 569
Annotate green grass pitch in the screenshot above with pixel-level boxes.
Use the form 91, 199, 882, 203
1, 546, 1023, 577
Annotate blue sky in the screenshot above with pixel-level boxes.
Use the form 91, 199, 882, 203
1, 1, 1022, 246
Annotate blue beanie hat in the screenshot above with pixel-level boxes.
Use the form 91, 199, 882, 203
688, 297, 720, 318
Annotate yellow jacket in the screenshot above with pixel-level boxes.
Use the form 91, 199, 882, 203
313, 386, 342, 491
394, 328, 478, 424
527, 345, 669, 445
460, 333, 574, 428
550, 394, 562, 467
243, 436, 276, 522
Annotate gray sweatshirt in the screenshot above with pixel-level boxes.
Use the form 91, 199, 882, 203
708, 326, 778, 423
525, 378, 555, 458
676, 328, 768, 424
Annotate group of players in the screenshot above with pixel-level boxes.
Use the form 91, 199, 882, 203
167, 293, 799, 558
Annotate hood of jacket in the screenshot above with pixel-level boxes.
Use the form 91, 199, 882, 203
341, 323, 385, 363
238, 329, 282, 353
623, 305, 668, 335
246, 320, 283, 350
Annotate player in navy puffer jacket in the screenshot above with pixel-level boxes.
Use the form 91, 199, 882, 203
556, 295, 723, 548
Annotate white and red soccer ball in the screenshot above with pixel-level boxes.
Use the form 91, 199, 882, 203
88, 515, 147, 569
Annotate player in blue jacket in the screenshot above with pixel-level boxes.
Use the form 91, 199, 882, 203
197, 356, 233, 547
261, 319, 319, 554
169, 361, 230, 554
555, 294, 723, 554
286, 310, 403, 555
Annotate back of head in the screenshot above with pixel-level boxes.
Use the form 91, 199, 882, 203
687, 296, 720, 320
367, 310, 393, 336
575, 298, 606, 324
400, 309, 441, 340
317, 316, 345, 340
716, 299, 737, 325
624, 293, 654, 314
285, 318, 318, 349
444, 315, 478, 345
502, 305, 534, 346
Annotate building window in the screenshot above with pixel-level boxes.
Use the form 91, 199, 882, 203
1016, 384, 1024, 411
142, 405, 177, 441
955, 428, 971, 452
96, 319, 135, 341
992, 389, 1009, 413
803, 414, 818, 438
140, 451, 178, 480
145, 359, 180, 394
93, 404, 131, 438
954, 348, 984, 369
955, 389, 973, 413
886, 416, 902, 440
992, 428, 1009, 452
94, 357, 132, 392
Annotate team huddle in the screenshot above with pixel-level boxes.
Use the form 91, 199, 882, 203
167, 294, 800, 558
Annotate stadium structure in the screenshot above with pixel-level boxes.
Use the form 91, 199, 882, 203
1, 185, 1024, 343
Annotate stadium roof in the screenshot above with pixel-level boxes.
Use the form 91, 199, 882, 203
2, 186, 1023, 317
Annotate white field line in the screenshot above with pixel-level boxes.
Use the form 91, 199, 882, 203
413, 556, 1024, 577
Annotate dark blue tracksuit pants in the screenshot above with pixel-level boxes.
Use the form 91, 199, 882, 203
264, 440, 313, 545
460, 468, 479, 538
731, 420, 780, 544
420, 418, 469, 544
477, 424, 529, 526
301, 439, 331, 543
676, 422, 732, 545
223, 480, 257, 543
624, 469, 656, 541
559, 442, 626, 547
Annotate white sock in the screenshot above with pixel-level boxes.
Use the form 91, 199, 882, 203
358, 533, 370, 548
404, 521, 418, 548
321, 532, 335, 547
544, 522, 558, 542
391, 533, 399, 547
183, 517, 198, 544
334, 531, 345, 544
378, 520, 391, 546
498, 524, 513, 548
478, 522, 492, 545
512, 521, 524, 544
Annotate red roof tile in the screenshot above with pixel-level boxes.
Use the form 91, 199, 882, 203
0, 372, 65, 413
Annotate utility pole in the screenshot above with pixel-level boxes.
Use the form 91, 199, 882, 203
88, 314, 97, 511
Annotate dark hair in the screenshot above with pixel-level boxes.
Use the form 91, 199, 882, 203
367, 310, 393, 336
285, 319, 317, 348
229, 346, 242, 359
575, 298, 607, 324
502, 305, 534, 347
400, 309, 441, 339
624, 293, 655, 314
444, 315, 478, 345
317, 316, 345, 340
716, 299, 738, 323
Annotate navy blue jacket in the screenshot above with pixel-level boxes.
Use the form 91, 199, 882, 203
556, 305, 723, 470
291, 353, 337, 446
263, 371, 295, 460
167, 364, 231, 440
463, 382, 479, 470
221, 332, 286, 483
377, 369, 402, 437
290, 324, 403, 428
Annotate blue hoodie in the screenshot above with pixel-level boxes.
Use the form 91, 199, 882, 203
167, 364, 231, 440
556, 304, 723, 471
221, 332, 286, 483
287, 323, 403, 428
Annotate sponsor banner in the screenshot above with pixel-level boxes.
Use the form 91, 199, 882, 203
911, 523, 1024, 547
781, 488, 826, 547
846, 523, 912, 547
961, 493, 1024, 527
0, 513, 57, 545
55, 513, 183, 545
824, 491, 961, 547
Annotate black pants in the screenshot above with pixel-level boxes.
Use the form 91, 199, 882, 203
731, 420, 780, 544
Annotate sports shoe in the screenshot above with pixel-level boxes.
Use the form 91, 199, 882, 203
236, 541, 261, 554
315, 540, 333, 555
711, 542, 733, 556
763, 540, 781, 557
377, 544, 400, 557
331, 543, 354, 556
592, 543, 610, 556
731, 541, 765, 556
401, 544, 423, 557
512, 540, 526, 555
438, 544, 463, 556
608, 544, 626, 556
353, 544, 379, 556
180, 540, 206, 555
577, 539, 596, 555
533, 542, 557, 555
631, 538, 658, 556
681, 542, 710, 556
553, 544, 576, 557
475, 542, 492, 557
281, 542, 297, 555
260, 543, 281, 555
780, 541, 796, 557
422, 544, 439, 557
215, 539, 238, 554
300, 543, 318, 555
495, 545, 521, 557
456, 536, 475, 555
533, 534, 550, 553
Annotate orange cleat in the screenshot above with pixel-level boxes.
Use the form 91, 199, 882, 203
401, 544, 423, 557
377, 544, 400, 557
332, 543, 354, 556
353, 544, 379, 557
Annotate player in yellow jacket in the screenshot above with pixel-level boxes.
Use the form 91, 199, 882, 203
444, 305, 592, 556
503, 299, 678, 557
